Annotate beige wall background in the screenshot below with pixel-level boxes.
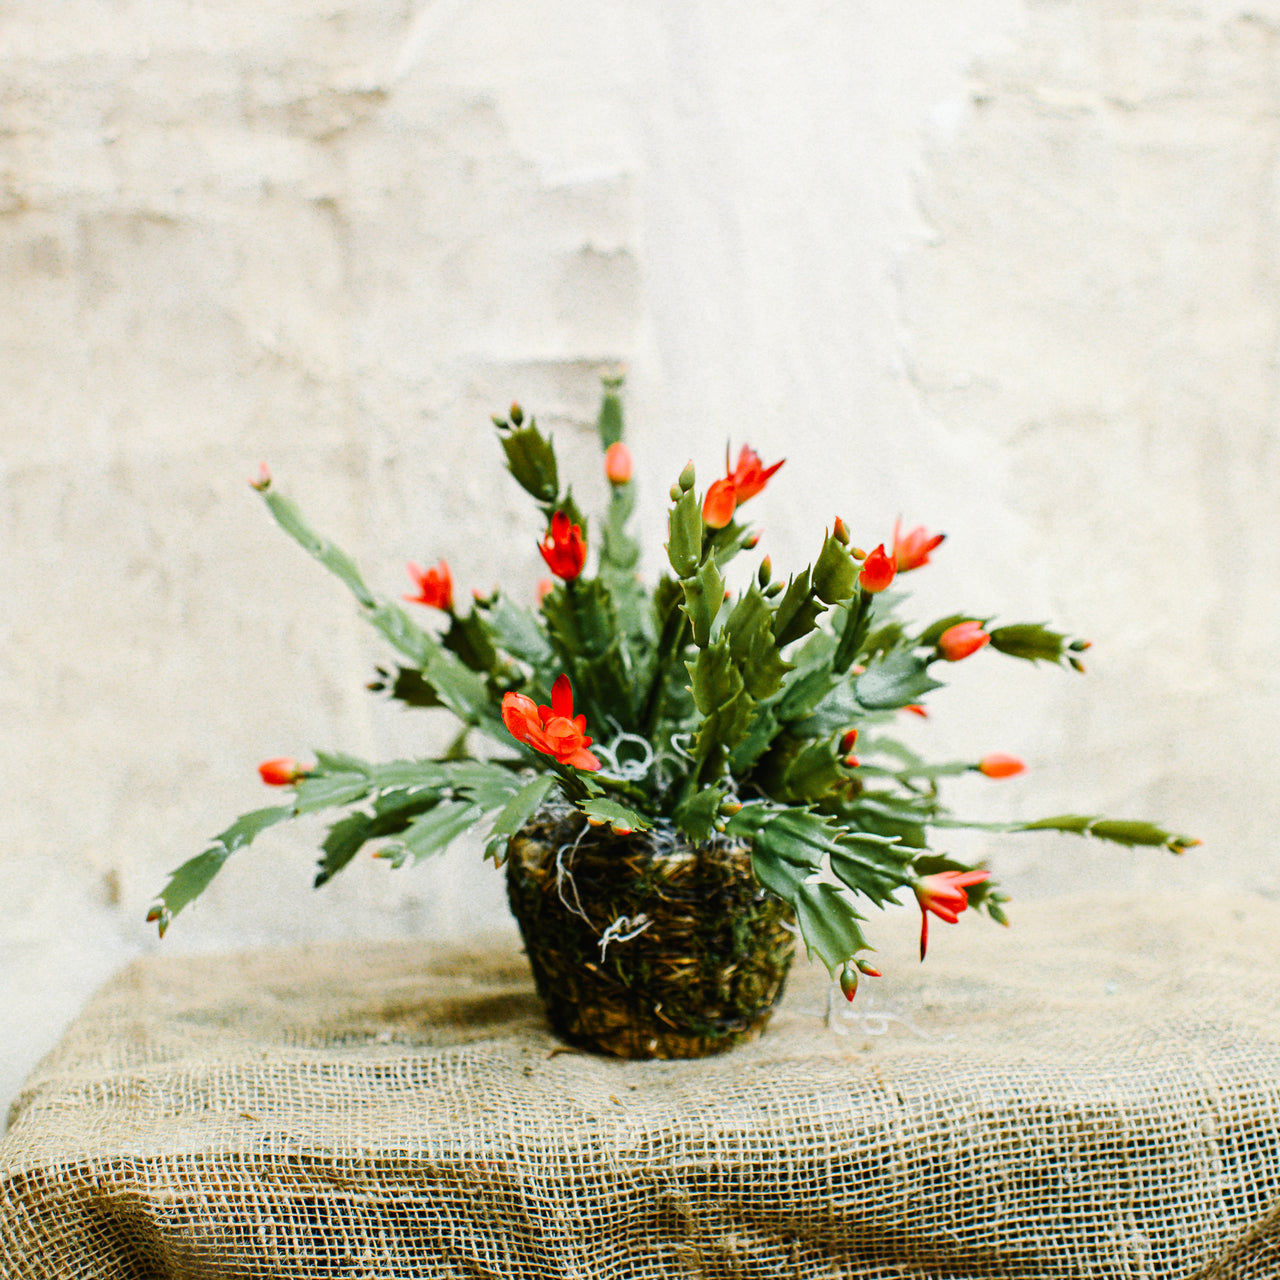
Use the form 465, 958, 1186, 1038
3, 1, 1276, 1111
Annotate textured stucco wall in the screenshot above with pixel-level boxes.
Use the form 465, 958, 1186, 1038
3, 2, 1277, 1111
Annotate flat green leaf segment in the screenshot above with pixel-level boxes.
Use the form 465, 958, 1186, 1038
149, 806, 293, 936
725, 804, 916, 973
259, 488, 507, 743
154, 380, 1195, 979
151, 758, 534, 932
1018, 814, 1198, 853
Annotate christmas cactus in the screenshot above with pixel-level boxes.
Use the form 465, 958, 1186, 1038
150, 382, 1195, 996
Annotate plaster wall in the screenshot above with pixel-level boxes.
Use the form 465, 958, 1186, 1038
2, 1, 1276, 1110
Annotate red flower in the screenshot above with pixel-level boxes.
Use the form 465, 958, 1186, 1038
501, 674, 601, 771
727, 444, 784, 504
604, 442, 633, 485
702, 478, 737, 529
538, 511, 586, 580
978, 753, 1026, 779
914, 869, 990, 960
893, 519, 945, 572
937, 620, 990, 662
858, 544, 896, 594
258, 757, 306, 786
404, 560, 453, 611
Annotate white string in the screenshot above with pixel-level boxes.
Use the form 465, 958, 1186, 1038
597, 913, 652, 960
554, 825, 592, 923
592, 731, 656, 783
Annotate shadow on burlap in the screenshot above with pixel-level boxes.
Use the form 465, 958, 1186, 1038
2, 892, 1278, 1278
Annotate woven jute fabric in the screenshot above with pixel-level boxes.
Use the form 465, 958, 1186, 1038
3, 893, 1279, 1279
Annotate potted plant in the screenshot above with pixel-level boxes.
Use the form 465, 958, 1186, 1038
149, 381, 1195, 1058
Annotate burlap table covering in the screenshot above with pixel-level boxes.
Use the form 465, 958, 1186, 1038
2, 892, 1279, 1279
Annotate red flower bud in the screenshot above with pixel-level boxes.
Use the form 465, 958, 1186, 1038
702, 478, 737, 529
604, 441, 633, 485
937, 620, 990, 662
903, 704, 929, 718
258, 757, 306, 786
249, 462, 271, 492
839, 728, 859, 754
858, 544, 896, 594
536, 577, 555, 604
832, 516, 850, 545
839, 962, 859, 1002
978, 753, 1026, 779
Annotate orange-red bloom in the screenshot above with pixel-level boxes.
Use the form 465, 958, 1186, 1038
538, 511, 586, 580
404, 560, 453, 611
258, 757, 306, 786
893, 519, 945, 572
604, 442, 633, 485
501, 674, 601, 771
978, 753, 1026, 779
858, 544, 896, 594
937, 620, 990, 662
727, 444, 784, 504
702, 478, 737, 529
914, 869, 990, 960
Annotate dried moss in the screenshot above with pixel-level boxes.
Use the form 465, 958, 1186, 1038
506, 805, 796, 1059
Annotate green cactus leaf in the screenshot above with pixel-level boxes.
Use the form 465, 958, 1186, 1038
149, 805, 294, 934
500, 419, 560, 504
750, 847, 812, 901
811, 532, 859, 605
988, 623, 1070, 665
597, 383, 625, 449
855, 652, 944, 711
260, 489, 376, 609
725, 587, 793, 700
389, 799, 484, 865
793, 881, 870, 974
667, 487, 703, 578
484, 775, 557, 863
673, 787, 724, 842
828, 833, 917, 908
772, 569, 826, 649
293, 772, 373, 814
681, 556, 725, 647
831, 589, 874, 676
578, 795, 651, 834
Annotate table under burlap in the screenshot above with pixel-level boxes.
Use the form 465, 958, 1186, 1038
3, 893, 1280, 1279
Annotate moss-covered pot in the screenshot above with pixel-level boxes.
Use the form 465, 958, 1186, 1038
505, 805, 796, 1059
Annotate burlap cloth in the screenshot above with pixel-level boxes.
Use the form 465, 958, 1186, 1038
3, 892, 1279, 1279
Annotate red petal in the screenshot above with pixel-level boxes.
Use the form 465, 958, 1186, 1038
550, 674, 573, 720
